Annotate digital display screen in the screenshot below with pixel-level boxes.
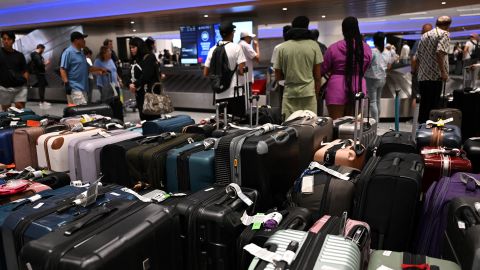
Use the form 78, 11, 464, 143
180, 25, 198, 64
196, 24, 217, 64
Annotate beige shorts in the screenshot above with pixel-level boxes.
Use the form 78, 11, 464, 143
0, 85, 28, 105
71, 90, 87, 105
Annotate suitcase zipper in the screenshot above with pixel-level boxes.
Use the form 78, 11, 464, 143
354, 156, 381, 218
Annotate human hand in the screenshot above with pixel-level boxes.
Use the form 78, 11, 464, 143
441, 72, 448, 82
129, 83, 137, 94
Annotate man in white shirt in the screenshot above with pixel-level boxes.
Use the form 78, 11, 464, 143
204, 21, 246, 117
464, 33, 480, 66
400, 41, 410, 64
238, 31, 260, 88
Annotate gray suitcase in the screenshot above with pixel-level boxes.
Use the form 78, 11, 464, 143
368, 250, 460, 270
311, 234, 361, 270
334, 116, 377, 147
68, 130, 142, 183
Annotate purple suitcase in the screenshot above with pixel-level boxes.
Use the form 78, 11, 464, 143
415, 172, 480, 257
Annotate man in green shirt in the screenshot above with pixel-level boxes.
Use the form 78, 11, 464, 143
274, 16, 323, 119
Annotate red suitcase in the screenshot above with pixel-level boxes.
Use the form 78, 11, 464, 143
421, 147, 472, 193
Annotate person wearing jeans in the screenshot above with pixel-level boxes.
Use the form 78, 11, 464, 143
365, 32, 387, 123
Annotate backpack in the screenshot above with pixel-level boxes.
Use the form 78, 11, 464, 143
471, 41, 480, 60
208, 42, 237, 94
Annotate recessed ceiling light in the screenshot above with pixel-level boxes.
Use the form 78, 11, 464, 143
204, 14, 209, 18
130, 21, 135, 24
441, 1, 446, 4
322, 15, 326, 18
133, 29, 137, 32
282, 8, 288, 11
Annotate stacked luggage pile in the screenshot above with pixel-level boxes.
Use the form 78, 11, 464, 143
0, 91, 478, 270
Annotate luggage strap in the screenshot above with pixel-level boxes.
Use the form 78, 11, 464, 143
426, 118, 453, 127
308, 162, 351, 181
401, 253, 439, 270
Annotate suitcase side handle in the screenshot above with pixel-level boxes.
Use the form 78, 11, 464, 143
64, 206, 117, 236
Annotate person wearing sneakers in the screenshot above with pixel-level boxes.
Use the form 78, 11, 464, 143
238, 31, 260, 90
30, 44, 51, 109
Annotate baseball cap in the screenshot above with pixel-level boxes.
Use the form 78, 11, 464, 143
70, 31, 88, 42
240, 31, 256, 38
219, 21, 236, 35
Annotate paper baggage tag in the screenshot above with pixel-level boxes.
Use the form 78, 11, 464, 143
377, 266, 394, 270
308, 162, 350, 181
33, 202, 44, 209
458, 221, 466, 229
40, 118, 49, 126
81, 114, 93, 123
98, 130, 112, 138
120, 187, 152, 203
382, 250, 392, 256
25, 166, 35, 172
77, 181, 99, 207
426, 117, 453, 127
226, 183, 253, 206
301, 175, 314, 194
28, 194, 42, 203
9, 107, 23, 113
9, 121, 18, 127
243, 243, 281, 264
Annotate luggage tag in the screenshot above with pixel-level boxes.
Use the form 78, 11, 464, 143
308, 162, 350, 181
8, 107, 23, 113
226, 183, 253, 206
120, 187, 153, 203
81, 114, 94, 123
98, 130, 112, 138
74, 181, 100, 207
376, 266, 394, 270
301, 175, 314, 194
9, 121, 18, 127
426, 118, 453, 128
241, 211, 265, 229
244, 240, 299, 268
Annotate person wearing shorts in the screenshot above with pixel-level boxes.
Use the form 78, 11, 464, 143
0, 31, 29, 111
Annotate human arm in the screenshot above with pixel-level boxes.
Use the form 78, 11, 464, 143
313, 64, 322, 95
437, 33, 450, 81
252, 39, 260, 63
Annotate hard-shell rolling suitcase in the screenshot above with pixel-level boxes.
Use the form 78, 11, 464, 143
443, 196, 480, 270
333, 116, 377, 146
2, 184, 136, 270
165, 138, 216, 192
451, 89, 480, 140
182, 117, 217, 137
464, 137, 480, 173
63, 103, 113, 118
368, 251, 460, 270
287, 162, 360, 220
283, 114, 333, 170
0, 129, 14, 165
126, 133, 204, 189
237, 207, 312, 270
416, 123, 462, 149
174, 184, 258, 270
421, 147, 472, 193
415, 173, 480, 257
353, 152, 424, 251
19, 200, 180, 270
142, 115, 195, 135
69, 130, 142, 183
429, 108, 462, 129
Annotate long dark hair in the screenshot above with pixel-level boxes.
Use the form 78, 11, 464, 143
373, 32, 385, 52
129, 37, 147, 63
342, 17, 364, 94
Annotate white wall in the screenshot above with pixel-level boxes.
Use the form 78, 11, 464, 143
317, 20, 343, 47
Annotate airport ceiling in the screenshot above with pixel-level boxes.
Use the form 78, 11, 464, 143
1, 0, 479, 32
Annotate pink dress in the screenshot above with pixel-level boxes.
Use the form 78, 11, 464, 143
321, 40, 372, 105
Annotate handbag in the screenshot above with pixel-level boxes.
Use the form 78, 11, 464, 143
142, 82, 174, 115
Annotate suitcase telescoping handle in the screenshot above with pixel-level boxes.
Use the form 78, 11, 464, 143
215, 101, 228, 130
411, 94, 421, 140
353, 92, 365, 155
395, 89, 400, 132
249, 94, 260, 128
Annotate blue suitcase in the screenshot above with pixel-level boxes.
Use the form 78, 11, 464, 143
416, 123, 462, 149
0, 129, 14, 165
166, 139, 215, 192
142, 115, 195, 135
1, 184, 137, 270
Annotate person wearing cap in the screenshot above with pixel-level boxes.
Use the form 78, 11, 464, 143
0, 31, 29, 111
464, 33, 480, 66
238, 31, 260, 87
30, 43, 51, 109
204, 21, 246, 117
274, 16, 323, 119
60, 31, 107, 105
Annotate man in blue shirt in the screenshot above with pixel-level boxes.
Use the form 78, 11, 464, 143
60, 31, 107, 105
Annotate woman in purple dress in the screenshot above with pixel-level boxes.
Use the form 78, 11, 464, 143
321, 17, 372, 119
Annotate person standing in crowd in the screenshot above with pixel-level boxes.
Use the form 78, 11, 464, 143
204, 21, 246, 117
311, 29, 328, 56
416, 16, 452, 123
83, 47, 95, 103
400, 41, 410, 65
0, 31, 29, 111
274, 16, 323, 118
411, 23, 433, 105
30, 44, 51, 108
94, 46, 122, 102
163, 49, 171, 65
365, 32, 387, 123
453, 42, 464, 75
238, 31, 260, 90
60, 31, 107, 105
103, 38, 122, 77
271, 25, 291, 68
321, 16, 372, 119
464, 33, 480, 67
128, 37, 161, 121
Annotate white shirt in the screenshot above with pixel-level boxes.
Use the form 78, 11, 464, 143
205, 41, 246, 100
238, 40, 257, 83
400, 45, 410, 60
271, 43, 285, 86
464, 40, 478, 60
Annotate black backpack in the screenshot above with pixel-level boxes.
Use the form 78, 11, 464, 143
209, 42, 237, 94
471, 41, 480, 60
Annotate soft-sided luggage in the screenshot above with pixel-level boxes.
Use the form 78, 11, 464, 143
68, 130, 142, 183
126, 133, 204, 189
416, 123, 462, 149
430, 108, 462, 129
0, 180, 51, 205
287, 162, 360, 220
63, 103, 113, 117
353, 152, 424, 251
165, 138, 216, 192
19, 200, 179, 270
36, 127, 102, 172
464, 137, 480, 173
283, 114, 333, 169
142, 115, 195, 135
421, 147, 472, 193
237, 207, 312, 270
214, 124, 300, 209
0, 129, 14, 165
451, 89, 480, 140
32, 172, 70, 189
415, 173, 480, 257
182, 118, 217, 137
174, 184, 258, 270
368, 250, 460, 270
443, 196, 480, 270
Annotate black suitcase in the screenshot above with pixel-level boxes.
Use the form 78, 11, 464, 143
107, 96, 124, 122
63, 103, 113, 117
215, 125, 300, 210
464, 138, 480, 173
173, 184, 258, 270
443, 196, 480, 270
451, 89, 480, 140
237, 207, 312, 270
19, 200, 180, 270
353, 152, 424, 251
